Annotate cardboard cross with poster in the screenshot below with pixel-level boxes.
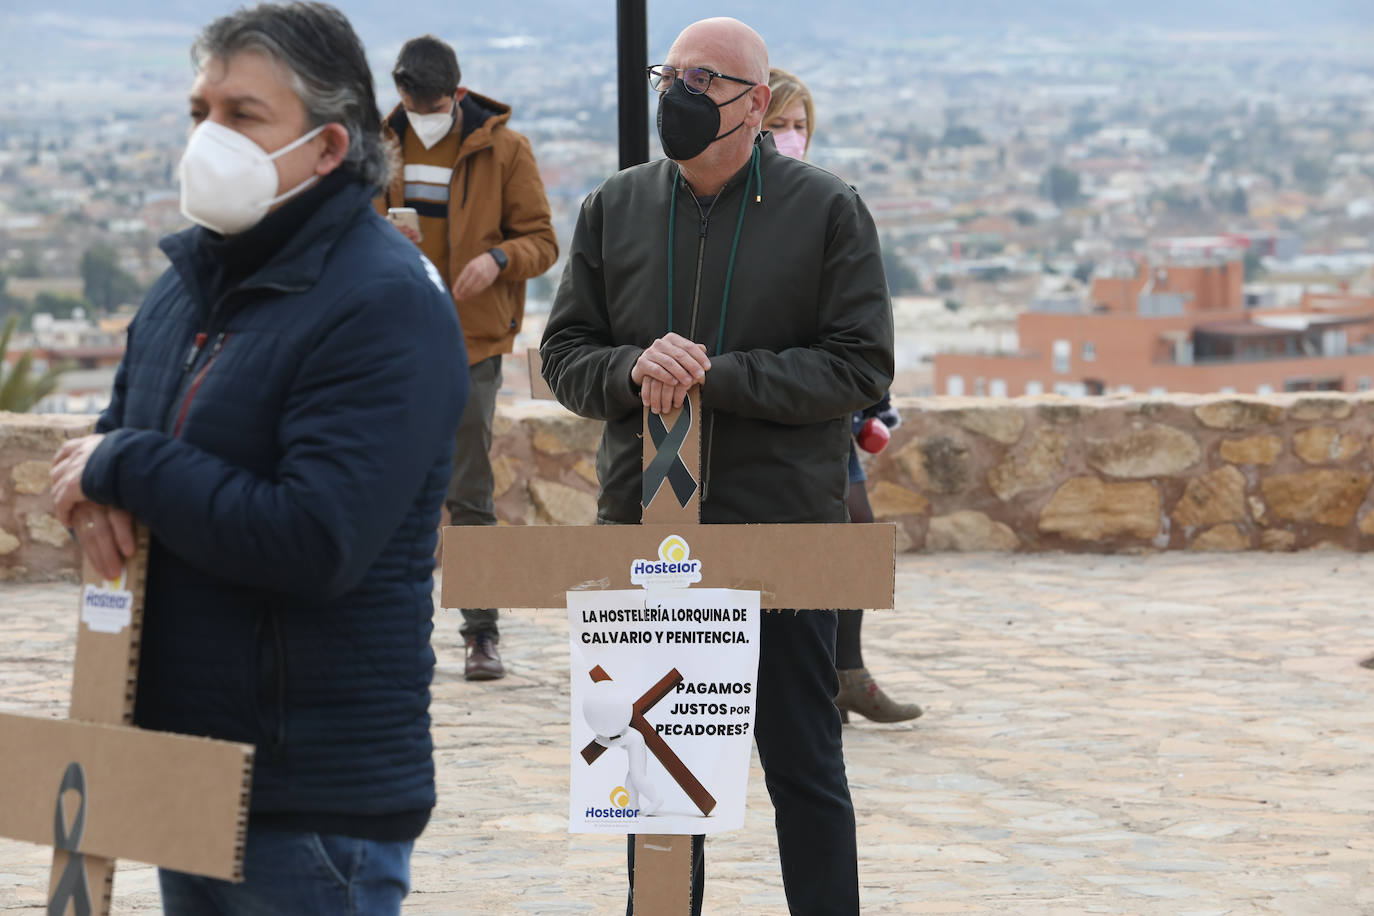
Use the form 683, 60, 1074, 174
0, 527, 254, 915
443, 388, 895, 914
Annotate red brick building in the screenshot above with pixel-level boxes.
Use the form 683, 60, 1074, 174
935, 257, 1374, 397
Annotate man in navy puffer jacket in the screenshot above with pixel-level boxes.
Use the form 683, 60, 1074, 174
48, 4, 467, 912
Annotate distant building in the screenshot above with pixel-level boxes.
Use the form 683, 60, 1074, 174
4, 311, 125, 414
19, 311, 126, 371
1149, 232, 1300, 262
934, 256, 1374, 396
33, 367, 118, 415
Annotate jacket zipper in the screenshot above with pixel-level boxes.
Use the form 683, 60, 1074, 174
165, 331, 210, 431
686, 190, 723, 503
164, 301, 228, 433
172, 331, 228, 437
687, 204, 710, 337
163, 282, 299, 434
271, 613, 287, 764
252, 611, 288, 765
449, 136, 492, 210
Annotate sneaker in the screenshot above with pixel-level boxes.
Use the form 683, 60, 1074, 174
465, 633, 505, 681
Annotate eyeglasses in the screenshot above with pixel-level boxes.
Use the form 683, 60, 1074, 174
647, 65, 755, 95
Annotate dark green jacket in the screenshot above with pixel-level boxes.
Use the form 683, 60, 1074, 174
541, 134, 894, 525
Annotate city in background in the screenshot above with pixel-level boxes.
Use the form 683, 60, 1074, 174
1, 0, 1372, 413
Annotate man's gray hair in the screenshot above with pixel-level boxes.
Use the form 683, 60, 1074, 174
192, 2, 390, 189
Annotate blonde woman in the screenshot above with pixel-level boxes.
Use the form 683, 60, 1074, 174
765, 67, 922, 724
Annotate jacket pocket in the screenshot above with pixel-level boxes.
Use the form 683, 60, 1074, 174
253, 611, 288, 763
456, 284, 517, 343
309, 833, 362, 887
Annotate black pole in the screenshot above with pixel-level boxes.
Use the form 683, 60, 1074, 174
616, 0, 649, 170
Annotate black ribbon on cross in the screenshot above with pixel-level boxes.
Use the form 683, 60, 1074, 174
642, 395, 698, 510
49, 761, 92, 916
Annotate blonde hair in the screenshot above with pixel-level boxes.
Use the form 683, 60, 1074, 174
765, 67, 816, 156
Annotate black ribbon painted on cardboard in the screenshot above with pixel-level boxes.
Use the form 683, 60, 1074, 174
643, 396, 698, 510
49, 761, 92, 916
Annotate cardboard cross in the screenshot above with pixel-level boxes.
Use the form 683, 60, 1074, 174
526, 347, 554, 401
0, 526, 254, 915
584, 665, 716, 816
444, 388, 895, 914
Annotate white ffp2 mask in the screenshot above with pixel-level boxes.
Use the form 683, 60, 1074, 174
178, 120, 327, 235
406, 108, 455, 149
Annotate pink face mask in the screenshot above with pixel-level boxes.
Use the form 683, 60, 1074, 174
772, 129, 807, 159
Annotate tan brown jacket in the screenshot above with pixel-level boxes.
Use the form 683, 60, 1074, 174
377, 93, 557, 364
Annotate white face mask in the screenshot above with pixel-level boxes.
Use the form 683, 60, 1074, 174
178, 120, 327, 235
406, 107, 455, 149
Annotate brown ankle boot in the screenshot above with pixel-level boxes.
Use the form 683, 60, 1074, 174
835, 668, 922, 723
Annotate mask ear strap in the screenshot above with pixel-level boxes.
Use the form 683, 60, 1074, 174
265, 173, 321, 208
263, 124, 330, 208
712, 120, 747, 144
714, 85, 754, 109
709, 84, 757, 144
267, 123, 329, 161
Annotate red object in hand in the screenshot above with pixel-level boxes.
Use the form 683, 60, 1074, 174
857, 417, 890, 453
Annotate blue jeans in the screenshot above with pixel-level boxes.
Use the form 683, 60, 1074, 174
159, 828, 413, 916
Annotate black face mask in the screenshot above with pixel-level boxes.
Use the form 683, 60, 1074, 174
656, 79, 753, 162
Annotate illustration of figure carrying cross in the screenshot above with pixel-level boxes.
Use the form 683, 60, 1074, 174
579, 662, 723, 826
583, 680, 665, 815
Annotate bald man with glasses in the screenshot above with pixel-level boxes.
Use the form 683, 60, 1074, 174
542, 17, 894, 915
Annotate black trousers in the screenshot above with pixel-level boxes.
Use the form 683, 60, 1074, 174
627, 609, 859, 915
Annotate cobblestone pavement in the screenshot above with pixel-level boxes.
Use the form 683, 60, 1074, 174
3, 553, 1373, 915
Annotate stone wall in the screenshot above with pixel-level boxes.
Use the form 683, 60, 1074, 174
8, 393, 1374, 581
0, 413, 94, 581
866, 393, 1374, 553
489, 393, 1374, 553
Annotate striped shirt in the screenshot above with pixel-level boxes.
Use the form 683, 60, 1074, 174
400, 123, 462, 282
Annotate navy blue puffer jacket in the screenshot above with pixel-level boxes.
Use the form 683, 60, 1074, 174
82, 179, 467, 837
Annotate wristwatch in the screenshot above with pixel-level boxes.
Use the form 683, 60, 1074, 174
488, 247, 509, 272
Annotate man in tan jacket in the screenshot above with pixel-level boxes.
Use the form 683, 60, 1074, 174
379, 34, 557, 680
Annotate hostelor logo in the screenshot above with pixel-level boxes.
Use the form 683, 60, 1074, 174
585, 784, 640, 820
81, 569, 134, 635
630, 535, 703, 589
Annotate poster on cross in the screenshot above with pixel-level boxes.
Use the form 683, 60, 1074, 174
568, 577, 760, 836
